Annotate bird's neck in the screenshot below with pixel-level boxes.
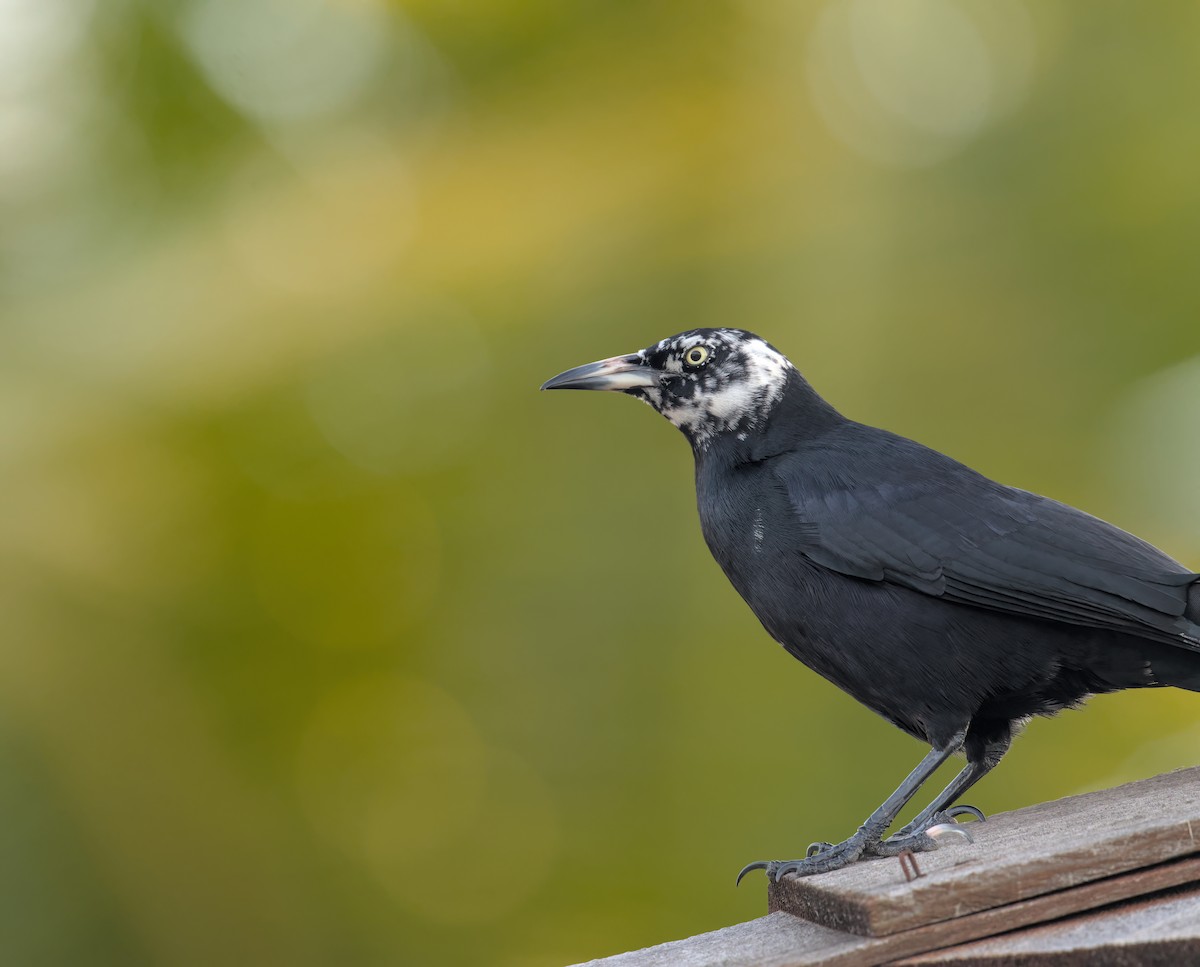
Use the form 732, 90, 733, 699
692, 370, 845, 469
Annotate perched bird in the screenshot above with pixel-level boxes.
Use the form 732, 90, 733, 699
542, 328, 1200, 882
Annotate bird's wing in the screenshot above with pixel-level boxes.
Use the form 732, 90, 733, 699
773, 432, 1200, 648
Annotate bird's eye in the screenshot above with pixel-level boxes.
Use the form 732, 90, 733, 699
683, 345, 710, 368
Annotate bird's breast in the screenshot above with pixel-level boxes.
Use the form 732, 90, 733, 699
695, 461, 796, 603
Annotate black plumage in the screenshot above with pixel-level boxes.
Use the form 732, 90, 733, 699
542, 328, 1200, 880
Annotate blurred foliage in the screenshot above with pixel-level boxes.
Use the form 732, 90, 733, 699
2, 1, 1199, 964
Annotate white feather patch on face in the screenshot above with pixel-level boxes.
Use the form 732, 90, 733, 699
646, 330, 794, 447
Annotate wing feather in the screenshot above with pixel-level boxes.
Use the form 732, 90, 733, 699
774, 430, 1200, 649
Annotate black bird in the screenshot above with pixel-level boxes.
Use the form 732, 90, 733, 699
542, 328, 1200, 882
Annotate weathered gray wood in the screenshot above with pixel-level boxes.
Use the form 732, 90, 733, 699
567, 912, 854, 967
898, 882, 1200, 964
769, 766, 1200, 936
574, 856, 1200, 967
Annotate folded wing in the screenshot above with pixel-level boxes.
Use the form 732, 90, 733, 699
774, 431, 1200, 649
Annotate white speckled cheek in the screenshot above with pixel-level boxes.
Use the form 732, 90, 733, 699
705, 342, 791, 429
705, 381, 758, 424
662, 399, 706, 434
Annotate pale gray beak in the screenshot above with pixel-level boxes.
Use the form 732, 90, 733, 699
540, 353, 661, 392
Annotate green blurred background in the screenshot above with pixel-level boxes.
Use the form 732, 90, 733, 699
3, 1, 1199, 964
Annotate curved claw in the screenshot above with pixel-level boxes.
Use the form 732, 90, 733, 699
736, 861, 768, 886
772, 862, 802, 882
806, 841, 833, 858
927, 822, 974, 846
945, 803, 986, 823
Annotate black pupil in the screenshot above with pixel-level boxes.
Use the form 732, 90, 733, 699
689, 349, 703, 364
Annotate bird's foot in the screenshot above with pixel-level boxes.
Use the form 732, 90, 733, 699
737, 803, 985, 883
866, 803, 983, 858
863, 821, 974, 857
870, 803, 984, 856
893, 803, 986, 839
736, 831, 869, 884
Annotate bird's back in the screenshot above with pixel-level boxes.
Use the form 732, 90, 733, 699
770, 420, 1198, 642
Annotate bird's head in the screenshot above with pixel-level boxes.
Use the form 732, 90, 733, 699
541, 328, 796, 449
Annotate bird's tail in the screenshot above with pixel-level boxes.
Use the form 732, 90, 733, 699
1147, 578, 1200, 691
1152, 661, 1200, 692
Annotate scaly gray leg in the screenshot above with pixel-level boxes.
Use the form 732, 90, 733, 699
866, 728, 1012, 856
737, 729, 969, 883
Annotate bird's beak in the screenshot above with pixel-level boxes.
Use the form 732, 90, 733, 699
540, 353, 660, 392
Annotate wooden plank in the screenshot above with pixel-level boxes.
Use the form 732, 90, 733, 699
575, 856, 1200, 967
567, 911, 860, 967
768, 766, 1200, 936
898, 882, 1200, 964
868, 856, 1200, 966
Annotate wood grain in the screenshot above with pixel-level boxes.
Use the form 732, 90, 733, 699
768, 766, 1200, 936
898, 882, 1200, 964
577, 855, 1200, 967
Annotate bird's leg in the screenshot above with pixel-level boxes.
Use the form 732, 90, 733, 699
896, 763, 988, 835
863, 761, 988, 857
867, 730, 1011, 856
738, 729, 967, 883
